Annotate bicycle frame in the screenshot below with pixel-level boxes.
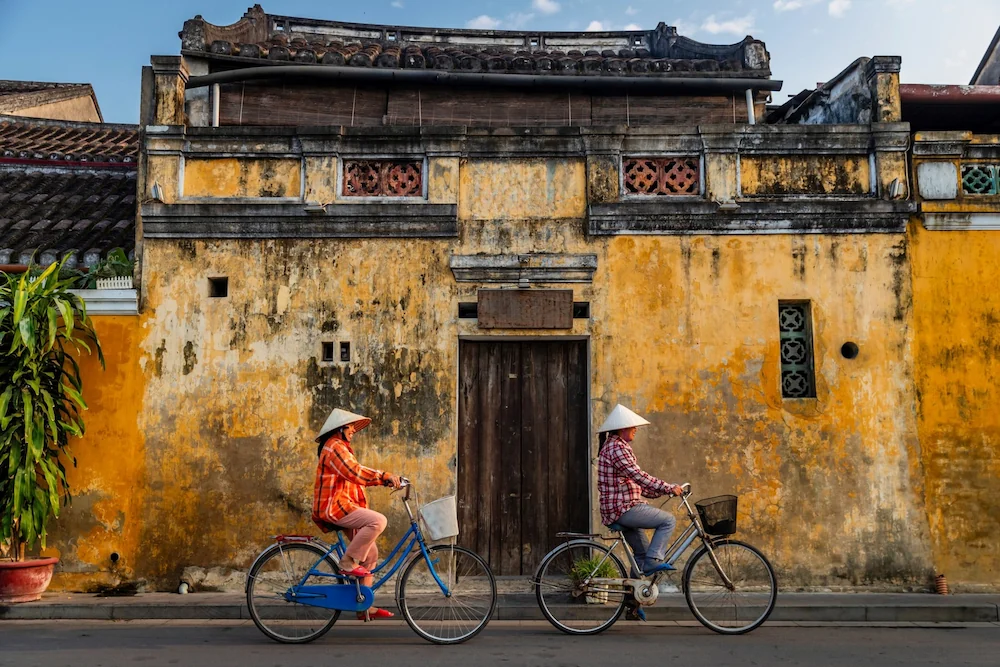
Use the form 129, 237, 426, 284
283, 483, 454, 606
581, 490, 735, 592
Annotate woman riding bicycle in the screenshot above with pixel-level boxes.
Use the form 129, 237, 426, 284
597, 404, 684, 576
312, 407, 403, 620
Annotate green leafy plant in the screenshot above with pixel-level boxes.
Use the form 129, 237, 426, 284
84, 249, 134, 288
0, 259, 104, 561
569, 555, 618, 585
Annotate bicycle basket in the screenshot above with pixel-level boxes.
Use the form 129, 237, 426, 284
695, 495, 738, 536
418, 495, 460, 540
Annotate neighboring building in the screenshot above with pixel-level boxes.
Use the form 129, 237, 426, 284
770, 54, 1000, 588
971, 26, 1000, 85
0, 115, 138, 267
0, 80, 103, 123
51, 6, 969, 592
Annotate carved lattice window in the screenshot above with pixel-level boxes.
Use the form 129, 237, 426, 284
623, 157, 700, 196
961, 164, 998, 195
779, 302, 816, 399
343, 160, 423, 197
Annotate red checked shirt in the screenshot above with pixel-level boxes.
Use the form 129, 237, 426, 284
312, 435, 388, 532
597, 433, 672, 525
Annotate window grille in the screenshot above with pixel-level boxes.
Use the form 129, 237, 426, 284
342, 159, 423, 197
961, 164, 998, 195
623, 157, 700, 196
778, 302, 816, 399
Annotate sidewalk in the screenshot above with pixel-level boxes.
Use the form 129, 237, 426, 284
3, 592, 999, 623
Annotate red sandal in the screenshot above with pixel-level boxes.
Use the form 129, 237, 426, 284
357, 608, 395, 621
340, 565, 372, 578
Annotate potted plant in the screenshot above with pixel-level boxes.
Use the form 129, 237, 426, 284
86, 249, 134, 290
0, 259, 103, 602
570, 555, 618, 604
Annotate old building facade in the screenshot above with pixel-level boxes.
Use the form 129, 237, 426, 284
37, 6, 996, 591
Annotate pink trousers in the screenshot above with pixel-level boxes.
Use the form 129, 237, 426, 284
336, 508, 387, 570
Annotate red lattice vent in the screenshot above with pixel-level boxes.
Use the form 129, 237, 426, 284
623, 157, 700, 195
343, 160, 423, 197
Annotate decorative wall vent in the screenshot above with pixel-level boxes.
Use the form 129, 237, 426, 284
961, 164, 998, 196
778, 302, 816, 399
343, 159, 423, 197
623, 157, 700, 196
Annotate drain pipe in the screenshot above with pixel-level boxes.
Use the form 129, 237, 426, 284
745, 89, 756, 125
212, 83, 220, 127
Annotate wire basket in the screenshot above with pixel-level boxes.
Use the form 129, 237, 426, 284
418, 495, 459, 540
695, 495, 738, 536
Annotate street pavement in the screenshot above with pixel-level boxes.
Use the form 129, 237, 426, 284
0, 620, 998, 667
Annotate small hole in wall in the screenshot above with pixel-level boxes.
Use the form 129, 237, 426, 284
208, 277, 228, 298
573, 302, 590, 319
841, 342, 860, 360
340, 342, 351, 362
322, 342, 335, 362
458, 302, 478, 319
109, 552, 120, 563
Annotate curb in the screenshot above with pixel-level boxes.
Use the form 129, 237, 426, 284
3, 600, 999, 623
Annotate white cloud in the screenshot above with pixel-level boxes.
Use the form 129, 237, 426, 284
507, 11, 535, 29
944, 48, 970, 69
585, 20, 605, 31
624, 23, 642, 30
390, 0, 403, 7
532, 0, 560, 15
828, 0, 851, 17
466, 15, 501, 29
625, 5, 638, 15
671, 16, 697, 36
701, 14, 754, 35
773, 0, 805, 11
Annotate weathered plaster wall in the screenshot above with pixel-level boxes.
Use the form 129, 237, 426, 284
741, 155, 871, 196
45, 316, 145, 591
183, 158, 301, 198
909, 221, 1000, 587
129, 156, 933, 590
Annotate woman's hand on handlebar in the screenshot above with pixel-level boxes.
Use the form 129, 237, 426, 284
383, 474, 404, 489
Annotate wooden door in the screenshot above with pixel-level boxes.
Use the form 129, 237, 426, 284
457, 340, 590, 576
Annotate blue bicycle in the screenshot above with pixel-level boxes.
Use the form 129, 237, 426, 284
246, 480, 496, 645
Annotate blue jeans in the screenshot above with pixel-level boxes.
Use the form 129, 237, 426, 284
616, 503, 676, 571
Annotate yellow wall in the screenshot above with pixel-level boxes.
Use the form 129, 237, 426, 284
124, 157, 933, 589
741, 155, 871, 196
45, 316, 145, 591
182, 158, 302, 198
8, 95, 101, 123
909, 220, 1000, 586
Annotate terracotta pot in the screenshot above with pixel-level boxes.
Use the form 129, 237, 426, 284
0, 557, 59, 603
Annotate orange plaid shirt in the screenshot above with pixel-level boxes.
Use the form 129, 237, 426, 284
312, 435, 388, 532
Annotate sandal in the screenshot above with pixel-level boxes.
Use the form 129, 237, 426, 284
340, 565, 372, 578
357, 607, 395, 621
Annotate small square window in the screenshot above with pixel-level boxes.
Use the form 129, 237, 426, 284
458, 302, 478, 319
208, 277, 228, 298
322, 342, 335, 362
573, 302, 590, 319
340, 342, 351, 362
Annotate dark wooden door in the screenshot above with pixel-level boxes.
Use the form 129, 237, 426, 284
457, 340, 590, 576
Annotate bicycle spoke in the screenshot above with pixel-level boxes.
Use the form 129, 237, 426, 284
684, 540, 776, 634
535, 542, 628, 635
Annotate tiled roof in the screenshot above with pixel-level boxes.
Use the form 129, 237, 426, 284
0, 116, 138, 264
0, 80, 99, 117
0, 115, 137, 163
180, 5, 771, 78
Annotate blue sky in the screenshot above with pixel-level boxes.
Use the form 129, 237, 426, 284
2, 0, 998, 123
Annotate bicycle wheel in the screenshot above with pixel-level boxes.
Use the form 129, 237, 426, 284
246, 542, 341, 643
397, 544, 496, 645
534, 541, 629, 635
683, 539, 777, 634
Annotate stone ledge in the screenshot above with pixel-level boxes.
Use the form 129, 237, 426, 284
922, 212, 1000, 231
450, 254, 598, 284
588, 199, 916, 235
141, 202, 458, 238
67, 289, 138, 315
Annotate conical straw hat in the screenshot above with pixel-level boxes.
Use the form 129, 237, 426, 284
316, 408, 372, 442
597, 404, 651, 433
